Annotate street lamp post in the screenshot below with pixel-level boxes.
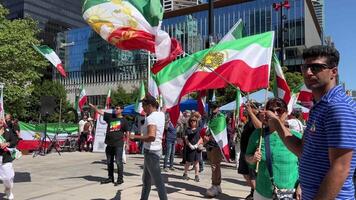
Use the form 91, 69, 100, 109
273, 0, 290, 67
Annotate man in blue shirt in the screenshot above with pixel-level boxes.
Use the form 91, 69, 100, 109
266, 45, 356, 199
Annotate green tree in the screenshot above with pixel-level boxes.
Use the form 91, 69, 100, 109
285, 71, 304, 92
111, 85, 133, 106
26, 80, 76, 123
0, 5, 48, 120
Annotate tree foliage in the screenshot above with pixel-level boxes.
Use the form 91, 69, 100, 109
0, 5, 48, 120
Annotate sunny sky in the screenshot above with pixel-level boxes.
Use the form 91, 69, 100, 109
325, 0, 356, 90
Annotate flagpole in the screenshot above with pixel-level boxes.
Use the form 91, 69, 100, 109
255, 87, 269, 173
0, 83, 4, 119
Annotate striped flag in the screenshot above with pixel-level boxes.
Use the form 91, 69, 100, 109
82, 0, 182, 71
105, 89, 111, 109
154, 31, 274, 125
197, 90, 207, 115
272, 53, 291, 107
77, 86, 87, 112
32, 44, 67, 77
135, 81, 146, 115
209, 113, 230, 161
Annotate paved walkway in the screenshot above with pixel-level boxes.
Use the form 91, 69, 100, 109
9, 152, 250, 200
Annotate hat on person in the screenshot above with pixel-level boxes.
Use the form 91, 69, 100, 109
210, 101, 220, 109
140, 95, 159, 108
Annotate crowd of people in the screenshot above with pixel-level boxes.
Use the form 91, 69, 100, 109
2, 45, 356, 200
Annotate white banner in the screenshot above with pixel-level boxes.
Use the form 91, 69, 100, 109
93, 109, 112, 152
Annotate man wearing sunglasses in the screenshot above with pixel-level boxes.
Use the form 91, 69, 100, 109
89, 103, 130, 186
266, 45, 356, 200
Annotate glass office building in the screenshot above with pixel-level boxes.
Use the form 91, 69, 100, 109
0, 0, 87, 49
162, 0, 322, 70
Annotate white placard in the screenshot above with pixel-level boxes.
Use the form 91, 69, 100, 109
93, 109, 112, 152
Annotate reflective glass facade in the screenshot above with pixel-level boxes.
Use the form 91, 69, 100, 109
60, 26, 148, 73
162, 0, 310, 68
0, 0, 86, 49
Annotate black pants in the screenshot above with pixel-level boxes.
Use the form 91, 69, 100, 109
105, 145, 124, 181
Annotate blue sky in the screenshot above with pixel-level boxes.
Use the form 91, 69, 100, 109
325, 0, 356, 90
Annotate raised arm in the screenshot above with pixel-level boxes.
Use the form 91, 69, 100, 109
89, 103, 104, 116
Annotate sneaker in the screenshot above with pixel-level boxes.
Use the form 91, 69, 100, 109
5, 188, 14, 200
206, 185, 219, 197
114, 179, 124, 186
216, 185, 222, 193
163, 168, 169, 172
182, 173, 189, 180
245, 191, 254, 200
194, 175, 200, 182
169, 167, 175, 171
100, 177, 114, 184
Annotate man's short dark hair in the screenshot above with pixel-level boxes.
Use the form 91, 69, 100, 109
114, 104, 124, 110
141, 95, 159, 109
302, 45, 340, 67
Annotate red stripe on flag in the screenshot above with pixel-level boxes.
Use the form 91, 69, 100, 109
152, 38, 183, 74
108, 27, 155, 52
222, 145, 230, 161
56, 64, 67, 77
276, 76, 291, 104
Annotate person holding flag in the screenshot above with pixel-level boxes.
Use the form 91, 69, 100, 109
245, 98, 301, 200
89, 103, 130, 186
203, 101, 228, 198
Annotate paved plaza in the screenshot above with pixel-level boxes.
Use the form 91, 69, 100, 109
8, 152, 250, 200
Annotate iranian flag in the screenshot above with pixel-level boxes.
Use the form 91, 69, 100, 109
135, 81, 145, 115
148, 73, 160, 99
209, 113, 230, 161
297, 84, 313, 103
197, 90, 207, 115
154, 31, 274, 125
78, 86, 87, 112
82, 0, 182, 70
105, 89, 111, 109
272, 53, 291, 106
32, 44, 67, 77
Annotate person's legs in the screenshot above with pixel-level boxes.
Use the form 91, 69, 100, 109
144, 151, 168, 200
194, 160, 200, 182
169, 141, 176, 169
140, 152, 152, 200
103, 146, 114, 183
163, 140, 172, 169
1, 162, 15, 200
114, 145, 124, 183
209, 147, 222, 186
199, 152, 204, 172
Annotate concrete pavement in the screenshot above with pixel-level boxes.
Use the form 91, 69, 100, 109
9, 152, 250, 200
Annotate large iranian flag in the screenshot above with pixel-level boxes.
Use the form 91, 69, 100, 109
209, 113, 230, 161
32, 44, 67, 77
82, 0, 182, 69
154, 31, 274, 124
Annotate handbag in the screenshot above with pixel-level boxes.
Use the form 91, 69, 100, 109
264, 128, 295, 200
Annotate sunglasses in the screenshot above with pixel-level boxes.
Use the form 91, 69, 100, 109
267, 107, 285, 114
300, 63, 334, 74
115, 107, 122, 110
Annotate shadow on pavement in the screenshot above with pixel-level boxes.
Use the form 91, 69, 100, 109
14, 171, 31, 183
91, 160, 106, 165
60, 175, 107, 183
222, 177, 248, 186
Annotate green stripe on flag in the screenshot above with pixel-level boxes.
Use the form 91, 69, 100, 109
209, 113, 227, 136
128, 0, 163, 27
82, 0, 110, 13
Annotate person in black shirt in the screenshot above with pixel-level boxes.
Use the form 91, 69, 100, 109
89, 103, 130, 186
238, 101, 262, 200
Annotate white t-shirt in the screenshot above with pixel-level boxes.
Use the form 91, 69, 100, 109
78, 120, 86, 133
143, 111, 165, 151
